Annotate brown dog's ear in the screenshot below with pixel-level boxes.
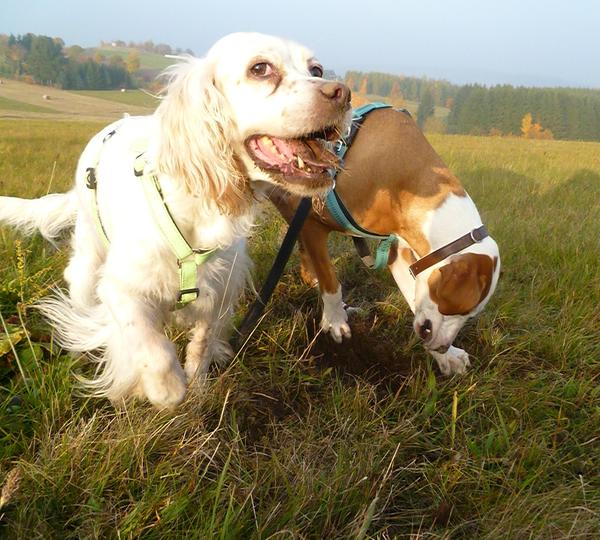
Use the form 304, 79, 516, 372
428, 253, 494, 315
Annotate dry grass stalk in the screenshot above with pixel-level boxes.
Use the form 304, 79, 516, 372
0, 467, 22, 510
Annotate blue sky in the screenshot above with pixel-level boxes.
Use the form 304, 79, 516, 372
2, 0, 599, 87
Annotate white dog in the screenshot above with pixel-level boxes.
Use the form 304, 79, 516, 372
0, 33, 351, 408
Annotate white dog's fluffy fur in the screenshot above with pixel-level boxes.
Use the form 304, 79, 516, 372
0, 33, 350, 408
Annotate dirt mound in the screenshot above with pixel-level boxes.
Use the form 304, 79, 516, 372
308, 316, 413, 392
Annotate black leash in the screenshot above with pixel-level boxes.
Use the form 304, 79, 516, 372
230, 197, 312, 350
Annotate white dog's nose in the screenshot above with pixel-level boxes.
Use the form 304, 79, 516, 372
319, 81, 351, 106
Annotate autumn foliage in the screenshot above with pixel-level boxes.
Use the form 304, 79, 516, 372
521, 113, 554, 140
347, 74, 405, 109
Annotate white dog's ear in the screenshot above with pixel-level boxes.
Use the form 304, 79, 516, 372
155, 58, 249, 214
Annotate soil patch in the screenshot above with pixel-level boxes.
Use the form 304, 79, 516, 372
308, 315, 413, 392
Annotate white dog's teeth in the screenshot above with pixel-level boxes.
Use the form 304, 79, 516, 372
260, 136, 275, 149
297, 155, 305, 168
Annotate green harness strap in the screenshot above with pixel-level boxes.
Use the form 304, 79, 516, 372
85, 167, 110, 248
86, 129, 216, 309
133, 154, 217, 310
85, 128, 119, 248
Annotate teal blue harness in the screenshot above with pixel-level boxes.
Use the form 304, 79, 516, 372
325, 102, 410, 270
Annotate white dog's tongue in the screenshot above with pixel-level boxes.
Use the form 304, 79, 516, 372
251, 135, 338, 172
255, 136, 295, 164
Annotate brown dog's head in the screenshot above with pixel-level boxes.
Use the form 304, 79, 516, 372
413, 245, 500, 352
429, 253, 496, 316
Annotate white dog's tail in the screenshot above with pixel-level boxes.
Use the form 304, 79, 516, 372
36, 290, 137, 400
0, 191, 78, 240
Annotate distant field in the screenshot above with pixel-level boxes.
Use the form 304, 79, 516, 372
0, 80, 154, 121
0, 119, 598, 538
96, 46, 176, 71
74, 89, 160, 109
0, 96, 60, 115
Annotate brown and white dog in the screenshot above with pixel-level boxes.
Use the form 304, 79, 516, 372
268, 107, 500, 375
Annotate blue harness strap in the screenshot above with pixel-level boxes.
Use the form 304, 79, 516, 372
326, 102, 410, 270
333, 102, 392, 162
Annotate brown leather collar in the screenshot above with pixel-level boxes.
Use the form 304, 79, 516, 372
409, 225, 488, 278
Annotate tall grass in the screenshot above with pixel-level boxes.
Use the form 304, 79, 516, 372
0, 120, 598, 538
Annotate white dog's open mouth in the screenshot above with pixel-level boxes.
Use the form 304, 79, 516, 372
246, 125, 340, 183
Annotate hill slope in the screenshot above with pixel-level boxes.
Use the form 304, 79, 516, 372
0, 80, 154, 121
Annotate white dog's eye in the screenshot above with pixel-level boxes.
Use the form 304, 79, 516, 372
309, 65, 324, 78
249, 62, 274, 78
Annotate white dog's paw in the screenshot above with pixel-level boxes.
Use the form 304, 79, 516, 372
320, 310, 352, 343
142, 364, 187, 409
185, 337, 233, 386
429, 346, 471, 376
321, 286, 352, 343
184, 354, 211, 384
185, 339, 210, 384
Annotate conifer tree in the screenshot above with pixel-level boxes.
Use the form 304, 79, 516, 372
417, 89, 435, 128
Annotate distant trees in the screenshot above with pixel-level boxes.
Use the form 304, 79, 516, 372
64, 44, 85, 61
348, 74, 373, 107
342, 68, 600, 141
56, 59, 133, 90
0, 33, 134, 90
447, 84, 600, 141
126, 51, 140, 73
521, 113, 553, 140
113, 39, 194, 56
345, 70, 460, 107
345, 75, 355, 92
387, 80, 405, 107
416, 89, 435, 128
358, 76, 368, 95
26, 35, 65, 84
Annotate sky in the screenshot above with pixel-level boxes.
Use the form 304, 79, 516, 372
2, 0, 599, 88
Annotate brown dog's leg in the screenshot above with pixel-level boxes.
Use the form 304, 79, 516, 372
298, 220, 337, 294
267, 189, 351, 342
298, 238, 319, 287
298, 220, 351, 342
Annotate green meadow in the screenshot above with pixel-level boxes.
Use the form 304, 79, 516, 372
0, 118, 598, 538
74, 89, 161, 109
0, 96, 59, 115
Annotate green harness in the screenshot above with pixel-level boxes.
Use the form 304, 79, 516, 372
86, 136, 216, 310
133, 155, 217, 309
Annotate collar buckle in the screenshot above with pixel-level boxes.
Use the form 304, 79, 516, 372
470, 227, 486, 243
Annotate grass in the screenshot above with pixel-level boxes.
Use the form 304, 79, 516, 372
0, 119, 599, 538
0, 96, 59, 115
0, 120, 105, 197
0, 80, 154, 121
74, 90, 160, 109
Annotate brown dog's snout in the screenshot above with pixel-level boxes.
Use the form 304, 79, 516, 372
319, 81, 351, 106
